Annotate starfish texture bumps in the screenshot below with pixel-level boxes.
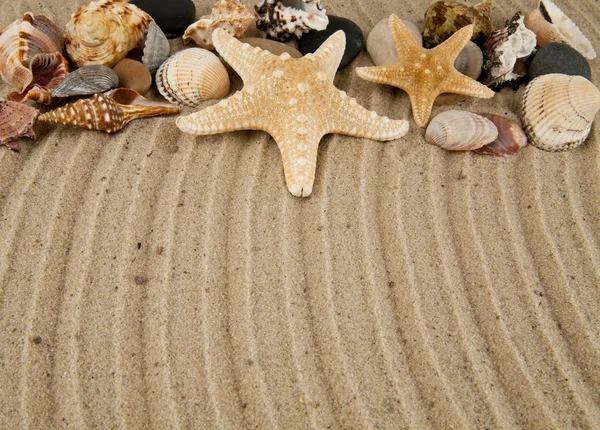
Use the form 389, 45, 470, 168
176, 28, 409, 197
356, 14, 495, 128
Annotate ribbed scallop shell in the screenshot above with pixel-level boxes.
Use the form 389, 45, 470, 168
525, 0, 596, 60
51, 65, 118, 97
521, 74, 600, 152
64, 0, 153, 68
425, 110, 498, 150
255, 0, 328, 42
156, 48, 230, 107
0, 100, 39, 152
142, 22, 170, 74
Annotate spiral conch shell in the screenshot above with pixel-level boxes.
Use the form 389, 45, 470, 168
425, 110, 498, 151
521, 74, 600, 152
0, 13, 69, 104
38, 88, 180, 134
64, 0, 153, 68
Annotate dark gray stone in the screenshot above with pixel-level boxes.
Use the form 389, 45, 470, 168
131, 0, 196, 38
528, 42, 592, 81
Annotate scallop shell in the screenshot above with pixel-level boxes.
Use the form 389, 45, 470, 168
51, 65, 119, 98
0, 100, 39, 152
183, 0, 254, 49
521, 74, 600, 152
482, 13, 537, 90
156, 48, 230, 107
255, 0, 328, 42
422, 0, 492, 48
64, 0, 153, 68
425, 110, 498, 151
142, 21, 170, 74
477, 113, 528, 156
38, 88, 180, 134
0, 13, 69, 104
525, 0, 596, 60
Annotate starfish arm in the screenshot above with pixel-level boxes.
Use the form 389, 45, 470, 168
408, 90, 439, 128
430, 25, 474, 61
441, 72, 496, 99
389, 14, 422, 57
311, 30, 346, 81
327, 90, 409, 140
355, 65, 399, 86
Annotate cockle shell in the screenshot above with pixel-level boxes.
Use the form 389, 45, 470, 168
521, 74, 600, 152
156, 48, 230, 107
425, 110, 498, 150
422, 0, 492, 48
255, 0, 328, 42
525, 0, 596, 60
51, 65, 118, 97
0, 100, 39, 152
477, 113, 528, 156
183, 0, 254, 49
482, 12, 536, 90
0, 13, 69, 104
64, 0, 153, 68
142, 21, 170, 74
38, 88, 180, 134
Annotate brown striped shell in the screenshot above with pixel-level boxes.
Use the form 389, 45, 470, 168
425, 110, 498, 150
0, 100, 39, 152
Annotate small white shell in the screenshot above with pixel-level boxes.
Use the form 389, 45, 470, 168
426, 110, 498, 151
521, 74, 600, 152
156, 48, 230, 107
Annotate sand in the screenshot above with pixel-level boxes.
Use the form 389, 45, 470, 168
1, 0, 599, 428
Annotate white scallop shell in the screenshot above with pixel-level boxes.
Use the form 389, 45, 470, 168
425, 110, 498, 151
521, 74, 600, 152
156, 48, 230, 107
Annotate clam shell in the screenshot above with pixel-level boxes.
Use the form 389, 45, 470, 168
156, 48, 230, 107
477, 113, 528, 156
521, 74, 600, 152
51, 65, 119, 97
183, 0, 254, 49
255, 0, 328, 42
454, 41, 483, 80
38, 88, 180, 134
425, 110, 498, 150
525, 0, 596, 60
65, 0, 153, 68
142, 21, 170, 74
0, 100, 39, 152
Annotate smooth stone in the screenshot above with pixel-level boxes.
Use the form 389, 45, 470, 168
528, 42, 592, 81
241, 38, 303, 58
298, 15, 364, 70
130, 0, 196, 38
367, 17, 421, 66
112, 59, 152, 95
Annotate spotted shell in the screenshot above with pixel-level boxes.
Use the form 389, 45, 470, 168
425, 110, 498, 150
0, 100, 39, 152
422, 0, 492, 48
183, 0, 254, 49
64, 0, 153, 68
156, 48, 230, 107
0, 13, 69, 104
525, 0, 596, 60
255, 0, 328, 42
51, 65, 119, 98
521, 74, 600, 152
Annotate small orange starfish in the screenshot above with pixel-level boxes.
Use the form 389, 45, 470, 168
356, 14, 495, 127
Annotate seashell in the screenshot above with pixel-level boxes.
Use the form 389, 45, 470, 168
64, 0, 153, 68
454, 41, 483, 80
38, 88, 180, 134
0, 13, 69, 104
476, 113, 528, 156
366, 17, 422, 66
525, 0, 596, 60
422, 0, 492, 49
255, 0, 328, 42
183, 0, 254, 49
156, 48, 230, 107
0, 100, 39, 152
521, 74, 600, 152
425, 110, 498, 151
142, 21, 170, 73
51, 65, 118, 98
482, 12, 536, 90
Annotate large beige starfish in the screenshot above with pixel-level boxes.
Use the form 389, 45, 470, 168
176, 28, 409, 197
356, 14, 495, 128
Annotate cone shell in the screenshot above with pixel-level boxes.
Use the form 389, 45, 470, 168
525, 0, 596, 60
38, 88, 180, 134
64, 0, 153, 68
183, 0, 254, 49
156, 48, 230, 107
0, 100, 39, 152
521, 74, 600, 152
255, 0, 328, 42
142, 22, 170, 74
422, 0, 492, 48
425, 110, 498, 150
51, 65, 119, 97
477, 113, 528, 156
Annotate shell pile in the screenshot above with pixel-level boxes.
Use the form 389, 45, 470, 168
183, 0, 254, 50
521, 74, 600, 152
64, 0, 153, 68
425, 110, 498, 151
156, 48, 231, 107
51, 65, 119, 98
0, 101, 39, 151
255, 0, 328, 42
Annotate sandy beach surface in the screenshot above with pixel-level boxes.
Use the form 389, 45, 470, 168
1, 0, 600, 428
